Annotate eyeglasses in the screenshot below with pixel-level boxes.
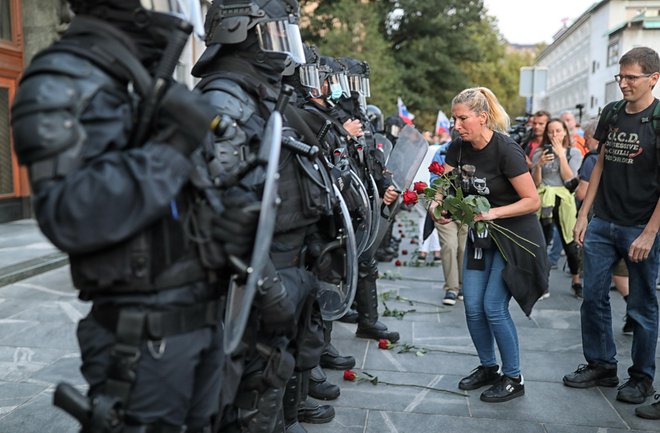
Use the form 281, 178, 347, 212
614, 73, 654, 83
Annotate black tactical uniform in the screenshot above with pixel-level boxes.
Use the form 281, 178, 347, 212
192, 2, 332, 432
331, 57, 400, 343
9, 2, 250, 432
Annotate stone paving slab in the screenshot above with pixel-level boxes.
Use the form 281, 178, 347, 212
2, 212, 660, 433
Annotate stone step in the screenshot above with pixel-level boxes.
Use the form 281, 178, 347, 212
0, 251, 68, 287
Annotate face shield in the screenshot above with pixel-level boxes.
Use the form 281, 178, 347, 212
255, 18, 306, 65
328, 73, 353, 100
299, 64, 322, 98
347, 75, 371, 99
140, 0, 205, 38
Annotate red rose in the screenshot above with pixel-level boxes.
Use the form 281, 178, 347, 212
395, 260, 402, 266
410, 239, 417, 244
343, 370, 357, 381
401, 234, 406, 238
401, 249, 408, 255
402, 190, 418, 206
378, 339, 391, 349
413, 181, 428, 194
429, 161, 445, 175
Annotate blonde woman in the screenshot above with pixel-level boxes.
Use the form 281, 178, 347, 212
431, 87, 548, 402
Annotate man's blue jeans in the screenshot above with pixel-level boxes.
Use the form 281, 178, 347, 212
581, 217, 660, 379
462, 248, 520, 377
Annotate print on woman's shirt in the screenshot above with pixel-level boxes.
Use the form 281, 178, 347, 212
460, 164, 490, 196
605, 127, 643, 164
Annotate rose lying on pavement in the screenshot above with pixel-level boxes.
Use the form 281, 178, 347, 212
342, 369, 464, 396
343, 369, 357, 381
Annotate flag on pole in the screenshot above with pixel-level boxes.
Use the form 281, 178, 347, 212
435, 110, 450, 135
397, 97, 414, 125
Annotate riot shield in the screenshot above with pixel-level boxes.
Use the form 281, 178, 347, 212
364, 124, 427, 258
362, 174, 381, 253
317, 184, 358, 321
374, 133, 393, 164
348, 170, 372, 256
224, 111, 282, 355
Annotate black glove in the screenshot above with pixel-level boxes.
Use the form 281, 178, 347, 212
154, 82, 216, 156
211, 189, 260, 260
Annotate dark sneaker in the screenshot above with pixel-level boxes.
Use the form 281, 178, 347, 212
572, 283, 583, 299
616, 376, 655, 404
443, 290, 458, 306
622, 315, 634, 335
635, 395, 660, 419
480, 375, 525, 403
459, 365, 501, 390
457, 289, 464, 301
563, 364, 619, 388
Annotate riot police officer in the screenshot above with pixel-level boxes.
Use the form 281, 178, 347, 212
10, 1, 255, 432
332, 57, 401, 343
193, 1, 334, 432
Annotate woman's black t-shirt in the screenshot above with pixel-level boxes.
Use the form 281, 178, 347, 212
445, 131, 529, 209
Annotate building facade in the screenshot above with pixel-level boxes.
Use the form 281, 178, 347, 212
533, 0, 660, 122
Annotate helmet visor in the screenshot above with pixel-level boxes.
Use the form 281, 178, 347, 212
299, 64, 322, 98
256, 19, 306, 64
362, 77, 371, 98
348, 75, 362, 94
140, 0, 205, 38
328, 73, 351, 98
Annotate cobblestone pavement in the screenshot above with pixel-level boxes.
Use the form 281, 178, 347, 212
1, 216, 659, 433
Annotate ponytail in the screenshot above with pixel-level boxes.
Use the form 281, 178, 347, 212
452, 87, 510, 133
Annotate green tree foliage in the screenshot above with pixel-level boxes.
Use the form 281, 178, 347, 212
301, 0, 403, 116
300, 0, 539, 130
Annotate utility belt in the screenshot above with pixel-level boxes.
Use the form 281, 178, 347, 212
91, 300, 222, 340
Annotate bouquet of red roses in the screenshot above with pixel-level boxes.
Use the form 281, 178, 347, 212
403, 162, 538, 256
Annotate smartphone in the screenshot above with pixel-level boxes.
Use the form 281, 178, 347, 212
543, 144, 553, 154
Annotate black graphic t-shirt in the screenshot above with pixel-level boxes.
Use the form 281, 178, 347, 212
445, 131, 529, 210
593, 99, 659, 226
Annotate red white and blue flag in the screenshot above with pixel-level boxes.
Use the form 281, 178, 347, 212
397, 97, 414, 125
435, 110, 450, 135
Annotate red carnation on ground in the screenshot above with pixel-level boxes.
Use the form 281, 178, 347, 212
413, 181, 428, 194
378, 339, 393, 349
429, 161, 444, 175
401, 249, 408, 255
343, 370, 357, 381
402, 190, 418, 205
395, 260, 402, 266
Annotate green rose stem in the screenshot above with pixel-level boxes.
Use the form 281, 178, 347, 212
358, 371, 466, 397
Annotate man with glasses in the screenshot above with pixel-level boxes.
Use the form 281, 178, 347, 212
563, 47, 660, 417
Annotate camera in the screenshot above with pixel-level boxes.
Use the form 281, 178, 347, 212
507, 116, 532, 146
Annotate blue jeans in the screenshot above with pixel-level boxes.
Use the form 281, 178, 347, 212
581, 217, 660, 379
548, 225, 562, 265
462, 248, 520, 377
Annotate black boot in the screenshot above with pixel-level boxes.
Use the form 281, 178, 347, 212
308, 365, 340, 400
283, 374, 307, 433
354, 264, 400, 343
297, 370, 335, 424
320, 321, 356, 370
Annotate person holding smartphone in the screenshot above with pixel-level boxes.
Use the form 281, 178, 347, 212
531, 118, 583, 297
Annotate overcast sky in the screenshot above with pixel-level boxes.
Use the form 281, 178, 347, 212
483, 0, 599, 45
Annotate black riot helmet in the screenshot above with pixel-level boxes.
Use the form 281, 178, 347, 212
203, 0, 305, 65
384, 114, 406, 141
339, 57, 371, 98
367, 105, 384, 132
319, 56, 350, 102
283, 44, 322, 101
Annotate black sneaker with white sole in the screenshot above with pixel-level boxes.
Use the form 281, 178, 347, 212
443, 290, 458, 306
480, 375, 525, 403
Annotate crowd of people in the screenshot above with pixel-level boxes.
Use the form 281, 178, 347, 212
8, 0, 660, 430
